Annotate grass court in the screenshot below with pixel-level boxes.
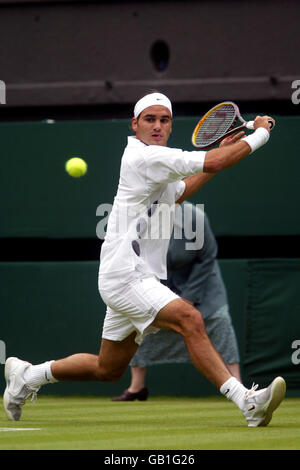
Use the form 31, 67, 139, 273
0, 395, 299, 451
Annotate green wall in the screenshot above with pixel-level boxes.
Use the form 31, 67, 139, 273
0, 259, 299, 397
0, 115, 299, 238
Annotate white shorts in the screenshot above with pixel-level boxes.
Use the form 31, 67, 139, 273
98, 270, 179, 345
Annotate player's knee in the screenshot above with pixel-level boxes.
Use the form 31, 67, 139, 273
96, 368, 123, 382
179, 307, 206, 338
95, 361, 125, 382
103, 371, 123, 382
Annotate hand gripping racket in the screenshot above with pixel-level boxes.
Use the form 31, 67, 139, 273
191, 101, 274, 149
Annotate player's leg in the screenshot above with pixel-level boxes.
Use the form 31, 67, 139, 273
50, 332, 139, 382
203, 305, 242, 382
45, 300, 143, 382
227, 363, 241, 381
151, 298, 231, 389
3, 332, 139, 421
151, 297, 286, 426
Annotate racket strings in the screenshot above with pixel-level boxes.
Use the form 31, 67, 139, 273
194, 104, 236, 147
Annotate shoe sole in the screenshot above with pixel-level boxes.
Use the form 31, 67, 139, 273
4, 357, 19, 382
258, 376, 286, 427
3, 357, 18, 420
3, 357, 29, 421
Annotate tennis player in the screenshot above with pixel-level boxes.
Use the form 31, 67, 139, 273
112, 203, 242, 402
3, 92, 286, 427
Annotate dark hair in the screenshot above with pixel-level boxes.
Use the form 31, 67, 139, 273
137, 88, 161, 100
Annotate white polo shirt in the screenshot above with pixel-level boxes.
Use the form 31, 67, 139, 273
99, 136, 206, 280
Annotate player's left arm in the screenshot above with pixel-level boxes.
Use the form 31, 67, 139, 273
180, 213, 218, 304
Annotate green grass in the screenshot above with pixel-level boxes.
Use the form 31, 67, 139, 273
0, 396, 299, 450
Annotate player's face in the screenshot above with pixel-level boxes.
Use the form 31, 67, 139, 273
132, 105, 172, 146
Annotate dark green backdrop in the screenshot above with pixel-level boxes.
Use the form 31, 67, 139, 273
0, 115, 299, 238
1, 259, 299, 397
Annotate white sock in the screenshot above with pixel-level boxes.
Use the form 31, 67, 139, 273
23, 360, 58, 387
220, 377, 248, 409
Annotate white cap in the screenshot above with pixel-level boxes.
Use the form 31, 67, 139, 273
134, 92, 172, 118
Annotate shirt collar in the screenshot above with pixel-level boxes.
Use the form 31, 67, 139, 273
127, 135, 148, 148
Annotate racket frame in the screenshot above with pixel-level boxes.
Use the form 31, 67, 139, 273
191, 101, 254, 149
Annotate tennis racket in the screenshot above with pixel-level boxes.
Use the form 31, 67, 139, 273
191, 101, 274, 149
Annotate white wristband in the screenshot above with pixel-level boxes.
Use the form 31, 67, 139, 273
241, 127, 270, 154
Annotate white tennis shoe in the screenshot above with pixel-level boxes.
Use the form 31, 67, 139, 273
243, 376, 286, 427
3, 357, 40, 421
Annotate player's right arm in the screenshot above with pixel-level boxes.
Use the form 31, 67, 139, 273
176, 130, 245, 203
203, 115, 273, 173
177, 116, 273, 203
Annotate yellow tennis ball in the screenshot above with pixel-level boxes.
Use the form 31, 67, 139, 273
65, 157, 87, 178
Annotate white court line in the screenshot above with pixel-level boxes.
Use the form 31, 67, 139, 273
0, 428, 41, 432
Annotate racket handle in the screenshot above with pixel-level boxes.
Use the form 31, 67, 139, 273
246, 120, 274, 131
